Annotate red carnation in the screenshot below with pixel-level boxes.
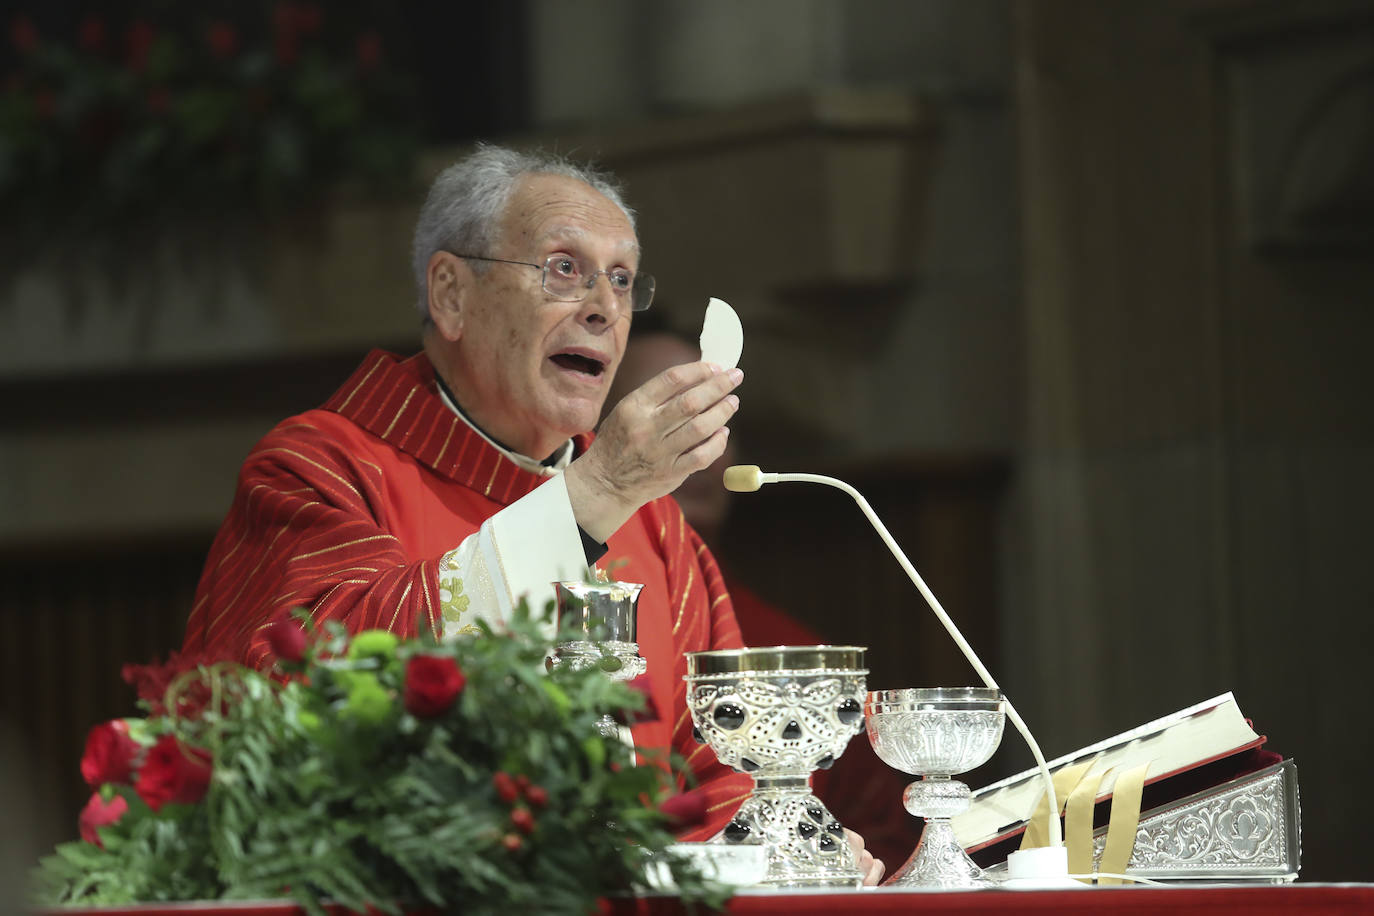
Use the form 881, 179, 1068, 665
492, 770, 519, 804
510, 807, 535, 835
267, 613, 308, 663
403, 654, 466, 718
122, 649, 216, 718
80, 720, 142, 788
134, 735, 213, 811
660, 790, 708, 831
78, 793, 128, 847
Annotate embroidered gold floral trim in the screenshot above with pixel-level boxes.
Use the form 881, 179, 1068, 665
438, 548, 471, 629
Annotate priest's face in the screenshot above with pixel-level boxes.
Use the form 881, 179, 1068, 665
430, 173, 637, 460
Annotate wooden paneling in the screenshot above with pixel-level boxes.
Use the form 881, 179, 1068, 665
0, 537, 208, 852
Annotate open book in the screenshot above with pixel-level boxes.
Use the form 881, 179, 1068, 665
952, 692, 1265, 851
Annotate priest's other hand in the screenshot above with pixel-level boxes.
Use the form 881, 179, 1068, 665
567, 361, 742, 543
846, 828, 886, 887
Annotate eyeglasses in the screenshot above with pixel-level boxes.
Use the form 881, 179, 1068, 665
448, 252, 655, 312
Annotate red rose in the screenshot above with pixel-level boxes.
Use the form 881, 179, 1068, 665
80, 720, 142, 787
145, 87, 170, 116
492, 770, 519, 804
125, 22, 155, 72
660, 790, 708, 831
275, 33, 298, 66
267, 613, 308, 663
296, 4, 323, 35
78, 793, 128, 847
403, 654, 465, 718
78, 16, 106, 52
510, 807, 535, 834
206, 22, 237, 60
355, 31, 382, 71
134, 735, 213, 811
10, 16, 37, 53
33, 89, 55, 120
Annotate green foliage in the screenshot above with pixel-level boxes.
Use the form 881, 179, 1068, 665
33, 604, 729, 915
0, 4, 419, 233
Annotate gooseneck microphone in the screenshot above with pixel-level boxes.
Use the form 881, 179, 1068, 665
724, 465, 1070, 879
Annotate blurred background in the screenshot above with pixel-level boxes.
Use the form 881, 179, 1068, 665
2, 0, 1371, 884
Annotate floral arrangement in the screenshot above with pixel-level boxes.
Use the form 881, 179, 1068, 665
32, 603, 723, 915
1, 3, 419, 233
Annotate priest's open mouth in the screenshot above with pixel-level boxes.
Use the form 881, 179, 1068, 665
551, 352, 606, 377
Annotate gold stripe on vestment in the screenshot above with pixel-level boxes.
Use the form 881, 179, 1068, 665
314, 578, 370, 614
420, 562, 438, 634
672, 567, 695, 635
336, 358, 383, 412
389, 580, 413, 632
709, 792, 751, 812
433, 419, 457, 465
381, 386, 419, 439
483, 458, 501, 497
254, 447, 364, 502
205, 501, 315, 633
288, 533, 396, 563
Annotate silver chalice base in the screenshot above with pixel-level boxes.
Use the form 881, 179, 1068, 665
866, 687, 1005, 889
686, 646, 869, 888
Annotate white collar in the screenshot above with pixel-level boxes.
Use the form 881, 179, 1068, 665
435, 384, 573, 477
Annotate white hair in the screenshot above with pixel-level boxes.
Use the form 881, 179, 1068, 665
410, 144, 636, 321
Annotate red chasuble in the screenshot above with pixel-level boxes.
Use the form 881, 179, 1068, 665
186, 350, 751, 838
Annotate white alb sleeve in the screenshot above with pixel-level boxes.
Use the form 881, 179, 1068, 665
435, 474, 589, 639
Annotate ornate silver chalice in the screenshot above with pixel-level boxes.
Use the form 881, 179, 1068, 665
553, 580, 646, 744
866, 687, 1005, 888
686, 646, 869, 888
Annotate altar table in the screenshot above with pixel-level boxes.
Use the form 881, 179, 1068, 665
31, 883, 1374, 915
610, 884, 1374, 915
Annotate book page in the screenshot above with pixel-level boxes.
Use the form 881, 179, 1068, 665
952, 693, 1262, 847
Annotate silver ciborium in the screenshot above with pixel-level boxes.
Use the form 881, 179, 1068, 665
553, 580, 646, 747
686, 646, 868, 888
552, 580, 646, 681
866, 687, 1005, 888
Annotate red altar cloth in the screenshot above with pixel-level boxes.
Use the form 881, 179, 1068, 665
30, 884, 1374, 915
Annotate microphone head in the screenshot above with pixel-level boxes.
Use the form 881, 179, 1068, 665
723, 465, 764, 492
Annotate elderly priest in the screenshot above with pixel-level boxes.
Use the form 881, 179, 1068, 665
183, 144, 883, 883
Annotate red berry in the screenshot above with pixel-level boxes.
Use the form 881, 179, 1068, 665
510, 807, 535, 834
492, 771, 519, 804
514, 773, 531, 791
525, 785, 549, 808
501, 833, 523, 852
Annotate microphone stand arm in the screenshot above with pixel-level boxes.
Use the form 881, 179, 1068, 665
769, 472, 1063, 849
